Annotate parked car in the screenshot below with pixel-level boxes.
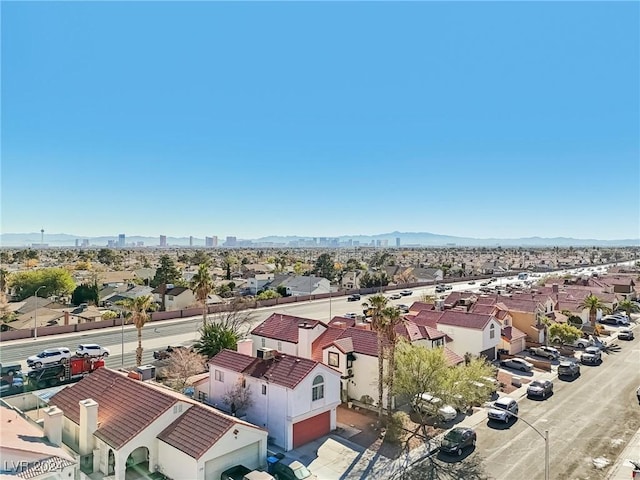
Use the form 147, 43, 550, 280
488, 397, 518, 423
581, 346, 602, 365
500, 358, 534, 372
439, 427, 477, 456
347, 294, 361, 302
221, 465, 274, 480
400, 290, 413, 296
76, 344, 110, 358
599, 316, 629, 326
553, 336, 593, 349
527, 380, 554, 399
558, 361, 580, 379
481, 376, 500, 395
27, 348, 72, 368
389, 293, 402, 300
271, 460, 317, 480
618, 328, 634, 341
0, 362, 22, 377
528, 346, 559, 360
414, 393, 458, 422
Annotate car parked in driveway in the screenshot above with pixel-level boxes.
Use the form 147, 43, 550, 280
76, 344, 110, 358
439, 427, 477, 456
27, 348, 71, 368
488, 397, 518, 423
618, 328, 634, 341
558, 361, 580, 379
271, 459, 317, 480
599, 316, 630, 326
500, 358, 534, 372
414, 393, 458, 422
528, 346, 560, 360
527, 380, 554, 399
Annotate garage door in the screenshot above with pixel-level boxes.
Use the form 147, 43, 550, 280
292, 411, 330, 449
480, 346, 496, 361
204, 442, 260, 480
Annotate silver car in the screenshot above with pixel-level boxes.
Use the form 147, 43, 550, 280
488, 397, 518, 423
27, 347, 71, 368
500, 358, 534, 372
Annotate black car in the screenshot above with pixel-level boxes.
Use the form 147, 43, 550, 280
439, 427, 477, 456
347, 294, 361, 302
271, 460, 316, 480
558, 361, 580, 379
527, 379, 554, 398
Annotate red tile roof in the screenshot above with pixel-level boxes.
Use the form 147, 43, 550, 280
409, 311, 443, 329
50, 368, 177, 449
311, 327, 348, 362
470, 304, 496, 315
210, 349, 320, 389
443, 347, 464, 366
157, 404, 235, 459
408, 301, 434, 312
251, 313, 325, 343
329, 317, 357, 328
437, 310, 494, 330
311, 325, 381, 360
502, 326, 527, 341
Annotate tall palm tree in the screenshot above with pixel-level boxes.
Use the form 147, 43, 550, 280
617, 299, 639, 319
381, 306, 402, 416
579, 293, 611, 327
117, 295, 154, 366
190, 263, 213, 325
362, 293, 388, 417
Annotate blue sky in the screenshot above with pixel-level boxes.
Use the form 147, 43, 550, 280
2, 2, 639, 240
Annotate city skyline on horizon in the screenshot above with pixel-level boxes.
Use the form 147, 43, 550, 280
2, 2, 638, 240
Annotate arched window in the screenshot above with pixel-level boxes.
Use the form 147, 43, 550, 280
489, 323, 495, 339
312, 375, 324, 401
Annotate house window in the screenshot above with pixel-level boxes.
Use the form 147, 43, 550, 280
489, 324, 495, 339
328, 352, 339, 367
261, 338, 266, 347
277, 341, 282, 351
197, 391, 207, 403
262, 385, 267, 395
214, 370, 224, 382
312, 375, 324, 401
173, 404, 183, 414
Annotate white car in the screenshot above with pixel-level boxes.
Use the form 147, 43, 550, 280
27, 347, 71, 368
414, 393, 457, 422
487, 397, 519, 423
76, 344, 110, 358
500, 357, 534, 372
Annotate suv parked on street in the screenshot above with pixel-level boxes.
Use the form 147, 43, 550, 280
581, 346, 602, 365
618, 328, 634, 341
439, 427, 477, 456
527, 379, 554, 399
558, 361, 580, 379
76, 344, 110, 358
27, 348, 71, 369
488, 397, 518, 423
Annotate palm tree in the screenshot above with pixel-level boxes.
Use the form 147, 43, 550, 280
617, 299, 640, 320
190, 263, 213, 325
381, 306, 403, 416
361, 293, 388, 417
117, 295, 154, 366
0, 269, 8, 293
579, 293, 611, 328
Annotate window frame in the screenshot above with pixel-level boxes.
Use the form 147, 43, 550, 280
328, 352, 339, 368
312, 375, 324, 401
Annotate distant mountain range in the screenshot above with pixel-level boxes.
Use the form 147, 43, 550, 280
1, 231, 638, 247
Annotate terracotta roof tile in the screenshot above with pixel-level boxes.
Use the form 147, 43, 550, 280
408, 301, 434, 313
437, 311, 493, 330
332, 337, 354, 354
157, 404, 235, 459
50, 368, 177, 449
312, 327, 347, 362
210, 349, 320, 389
443, 347, 464, 366
251, 313, 325, 343
502, 326, 527, 341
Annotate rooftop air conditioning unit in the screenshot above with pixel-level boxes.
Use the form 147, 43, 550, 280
257, 348, 275, 360
135, 365, 156, 381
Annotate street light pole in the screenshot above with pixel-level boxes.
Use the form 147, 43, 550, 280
34, 285, 46, 340
121, 311, 125, 368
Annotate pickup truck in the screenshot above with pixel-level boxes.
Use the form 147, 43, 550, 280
220, 465, 274, 480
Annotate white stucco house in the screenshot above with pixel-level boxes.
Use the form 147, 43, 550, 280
208, 346, 341, 451
151, 285, 196, 311
49, 368, 268, 480
250, 313, 328, 358
435, 310, 502, 360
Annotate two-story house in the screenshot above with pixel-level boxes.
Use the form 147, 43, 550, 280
250, 313, 327, 358
434, 310, 502, 360
208, 347, 341, 451
151, 285, 196, 311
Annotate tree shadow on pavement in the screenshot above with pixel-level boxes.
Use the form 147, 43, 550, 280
393, 452, 489, 480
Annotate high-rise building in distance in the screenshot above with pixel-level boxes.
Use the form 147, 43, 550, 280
225, 236, 237, 247
160, 235, 167, 247
205, 237, 214, 247
118, 234, 125, 247
396, 237, 401, 247
212, 235, 218, 247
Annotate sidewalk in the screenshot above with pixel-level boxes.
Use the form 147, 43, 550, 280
606, 427, 640, 479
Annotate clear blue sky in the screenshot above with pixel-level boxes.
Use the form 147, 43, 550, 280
2, 2, 639, 240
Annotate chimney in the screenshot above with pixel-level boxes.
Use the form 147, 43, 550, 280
552, 284, 559, 294
43, 406, 63, 446
79, 399, 98, 455
64, 311, 70, 326
354, 322, 371, 331
236, 338, 253, 357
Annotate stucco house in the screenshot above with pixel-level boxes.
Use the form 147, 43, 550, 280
433, 310, 502, 360
265, 275, 330, 297
250, 313, 327, 358
0, 404, 77, 480
208, 347, 341, 451
151, 285, 196, 311
49, 368, 268, 480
